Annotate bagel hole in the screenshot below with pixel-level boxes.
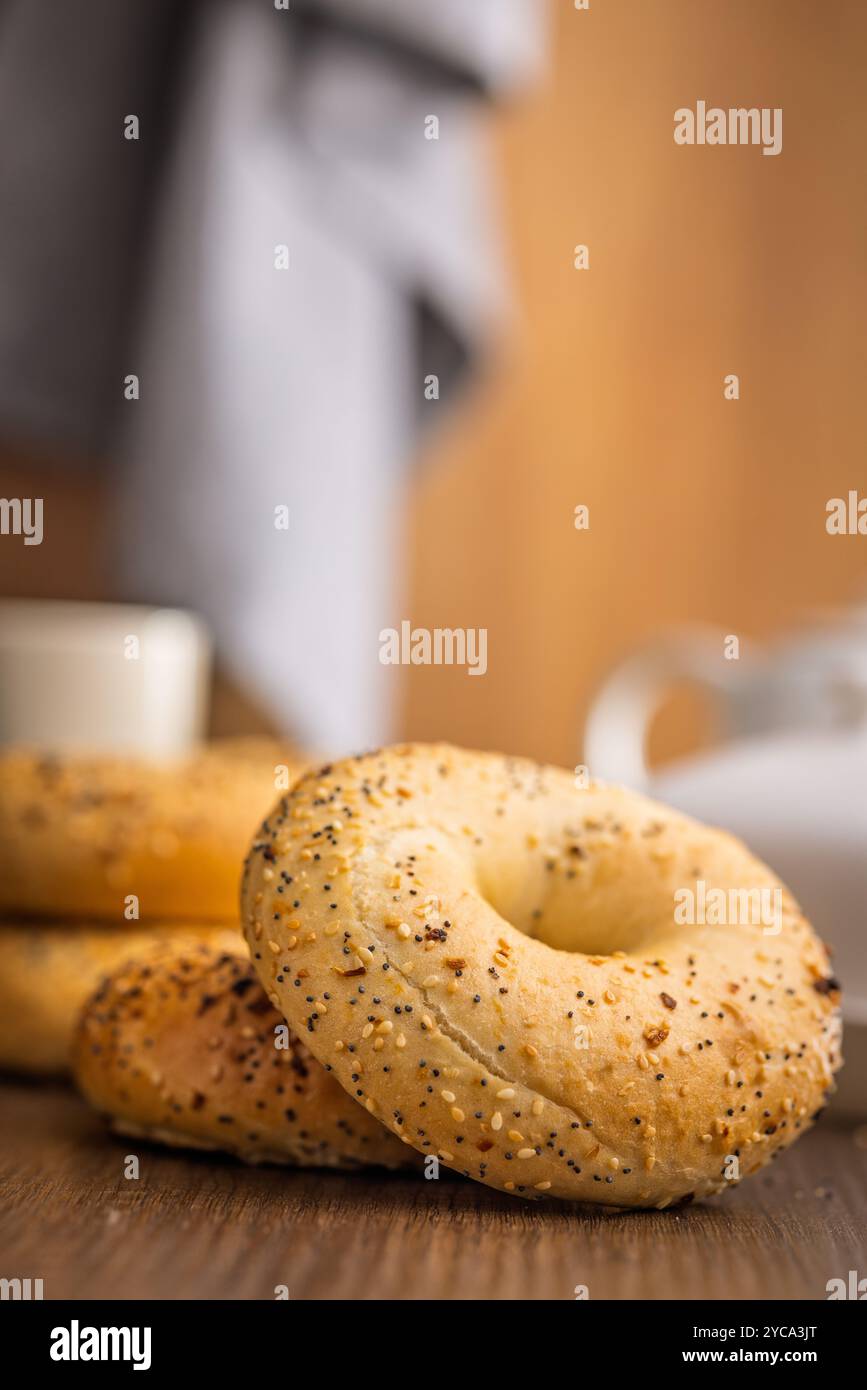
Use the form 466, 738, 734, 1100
475, 856, 665, 956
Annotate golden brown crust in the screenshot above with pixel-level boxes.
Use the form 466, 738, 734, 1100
72, 944, 413, 1170
0, 922, 244, 1074
241, 743, 843, 1207
0, 739, 304, 921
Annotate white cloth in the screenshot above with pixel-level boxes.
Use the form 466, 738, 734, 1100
117, 0, 544, 752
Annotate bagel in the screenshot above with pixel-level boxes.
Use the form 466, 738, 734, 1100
0, 922, 243, 1074
0, 739, 302, 921
241, 743, 842, 1208
73, 943, 412, 1171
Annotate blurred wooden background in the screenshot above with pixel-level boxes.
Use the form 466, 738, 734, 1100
402, 0, 867, 768
2, 1, 865, 770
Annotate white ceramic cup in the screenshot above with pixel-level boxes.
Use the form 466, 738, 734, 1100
0, 600, 212, 756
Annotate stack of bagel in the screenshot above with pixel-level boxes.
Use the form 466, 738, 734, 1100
5, 741, 843, 1207
0, 740, 296, 1073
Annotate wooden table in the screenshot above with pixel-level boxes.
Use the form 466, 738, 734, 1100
1, 1077, 865, 1301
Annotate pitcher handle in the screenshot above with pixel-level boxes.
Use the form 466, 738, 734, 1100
582, 629, 733, 791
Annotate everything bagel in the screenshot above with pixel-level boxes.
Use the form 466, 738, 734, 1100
242, 743, 842, 1207
0, 740, 302, 921
73, 944, 412, 1171
0, 922, 243, 1074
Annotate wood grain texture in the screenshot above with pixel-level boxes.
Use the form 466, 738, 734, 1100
1, 1079, 864, 1301
404, 0, 867, 770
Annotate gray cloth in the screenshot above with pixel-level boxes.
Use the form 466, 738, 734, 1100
0, 0, 185, 455
0, 0, 544, 749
